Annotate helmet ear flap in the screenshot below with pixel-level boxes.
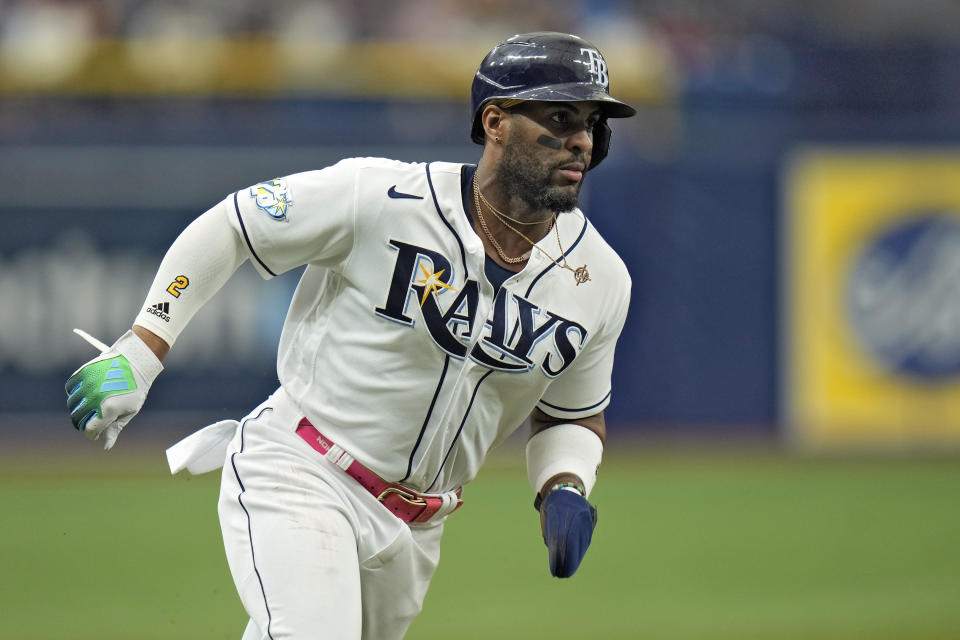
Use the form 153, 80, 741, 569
589, 117, 611, 170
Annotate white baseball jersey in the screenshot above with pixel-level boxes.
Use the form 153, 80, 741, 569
225, 157, 630, 494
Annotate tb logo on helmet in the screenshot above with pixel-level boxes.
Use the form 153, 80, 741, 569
579, 48, 609, 88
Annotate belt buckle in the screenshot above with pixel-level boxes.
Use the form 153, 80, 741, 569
377, 485, 427, 507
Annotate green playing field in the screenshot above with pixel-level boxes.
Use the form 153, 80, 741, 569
2, 442, 958, 639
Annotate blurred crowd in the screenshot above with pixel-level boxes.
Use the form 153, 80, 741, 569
1, 0, 959, 95
3, 0, 960, 45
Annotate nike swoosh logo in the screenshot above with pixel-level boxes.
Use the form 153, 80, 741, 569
387, 185, 424, 200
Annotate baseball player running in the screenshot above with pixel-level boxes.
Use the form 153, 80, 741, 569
65, 32, 636, 639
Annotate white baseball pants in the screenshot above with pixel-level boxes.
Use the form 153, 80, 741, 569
216, 390, 445, 640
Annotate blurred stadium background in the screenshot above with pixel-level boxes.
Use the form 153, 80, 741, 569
2, 1, 960, 638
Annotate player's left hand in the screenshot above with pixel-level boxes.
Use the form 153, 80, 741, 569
539, 488, 598, 578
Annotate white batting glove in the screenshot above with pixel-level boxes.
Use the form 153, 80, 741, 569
65, 329, 163, 450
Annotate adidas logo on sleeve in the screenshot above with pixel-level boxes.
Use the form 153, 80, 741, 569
146, 301, 171, 322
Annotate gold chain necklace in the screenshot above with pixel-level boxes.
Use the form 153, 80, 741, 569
473, 181, 531, 264
476, 187, 542, 226
472, 178, 591, 285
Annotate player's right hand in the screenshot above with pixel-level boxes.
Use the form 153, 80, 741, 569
65, 330, 164, 450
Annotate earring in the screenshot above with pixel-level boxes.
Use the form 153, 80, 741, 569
495, 136, 501, 143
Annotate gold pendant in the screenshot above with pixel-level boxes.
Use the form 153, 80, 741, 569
573, 264, 591, 286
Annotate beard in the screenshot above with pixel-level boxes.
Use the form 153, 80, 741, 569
499, 140, 583, 215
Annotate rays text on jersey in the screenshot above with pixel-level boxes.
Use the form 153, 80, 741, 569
375, 240, 587, 376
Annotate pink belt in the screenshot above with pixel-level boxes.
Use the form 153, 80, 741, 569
295, 418, 463, 524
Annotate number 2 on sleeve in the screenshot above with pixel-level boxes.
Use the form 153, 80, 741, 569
166, 275, 190, 298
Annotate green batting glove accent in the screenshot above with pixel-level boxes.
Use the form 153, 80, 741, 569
65, 356, 138, 432
66, 330, 163, 450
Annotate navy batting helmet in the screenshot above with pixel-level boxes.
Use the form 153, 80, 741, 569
470, 32, 636, 168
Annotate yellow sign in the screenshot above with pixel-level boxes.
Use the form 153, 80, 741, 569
785, 150, 960, 448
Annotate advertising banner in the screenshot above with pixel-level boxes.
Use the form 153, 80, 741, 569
785, 150, 960, 447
